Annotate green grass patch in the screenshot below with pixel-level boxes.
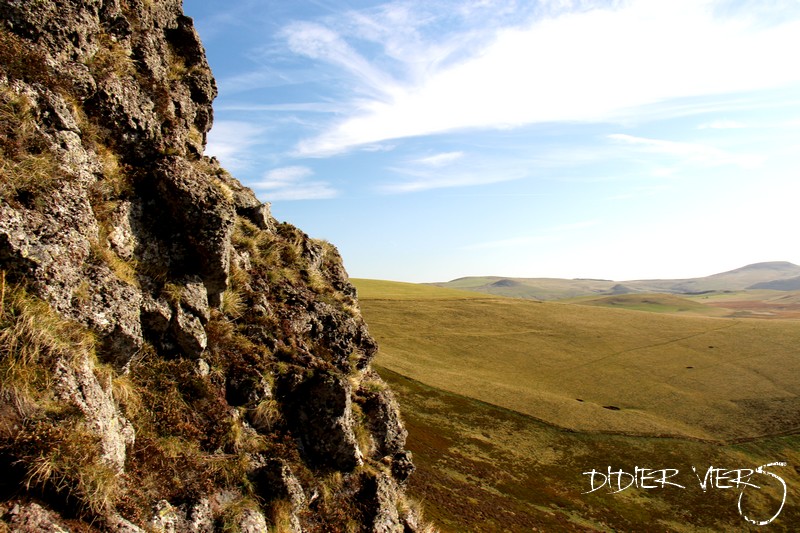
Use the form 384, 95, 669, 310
351, 279, 494, 301
432, 276, 617, 300
567, 293, 726, 316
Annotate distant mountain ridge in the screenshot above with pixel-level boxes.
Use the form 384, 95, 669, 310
750, 276, 800, 291
433, 261, 800, 300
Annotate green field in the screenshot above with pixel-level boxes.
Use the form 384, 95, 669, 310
354, 280, 800, 442
352, 279, 800, 531
566, 293, 729, 316
353, 278, 493, 300
430, 276, 616, 300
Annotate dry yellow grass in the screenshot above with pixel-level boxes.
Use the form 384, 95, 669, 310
381, 367, 800, 532
354, 279, 800, 442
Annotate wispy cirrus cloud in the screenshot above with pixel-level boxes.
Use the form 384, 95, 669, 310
250, 166, 337, 201
412, 151, 464, 167
383, 150, 525, 193
607, 133, 764, 168
285, 0, 800, 156
381, 170, 526, 194
282, 21, 403, 101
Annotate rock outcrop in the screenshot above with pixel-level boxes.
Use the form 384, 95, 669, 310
0, 1, 423, 530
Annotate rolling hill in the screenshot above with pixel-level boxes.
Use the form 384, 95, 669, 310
750, 275, 800, 291
432, 261, 800, 300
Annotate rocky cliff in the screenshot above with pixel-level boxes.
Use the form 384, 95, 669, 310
0, 1, 423, 531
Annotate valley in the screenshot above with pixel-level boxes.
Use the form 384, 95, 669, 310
352, 277, 800, 531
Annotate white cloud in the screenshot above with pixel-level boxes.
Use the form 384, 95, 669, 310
412, 151, 465, 167
205, 121, 266, 172
289, 0, 800, 156
254, 165, 314, 186
282, 21, 403, 100
218, 69, 292, 95
261, 184, 338, 201
383, 151, 526, 193
607, 133, 764, 168
381, 170, 523, 193
250, 166, 337, 201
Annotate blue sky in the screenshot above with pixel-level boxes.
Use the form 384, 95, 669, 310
183, 0, 800, 283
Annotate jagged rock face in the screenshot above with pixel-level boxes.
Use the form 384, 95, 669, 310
0, 0, 219, 367
359, 370, 409, 458
359, 473, 404, 533
0, 0, 215, 159
289, 372, 364, 471
0, 1, 423, 531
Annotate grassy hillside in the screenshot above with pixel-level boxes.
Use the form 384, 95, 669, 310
431, 276, 616, 300
688, 290, 800, 319
379, 367, 800, 532
354, 279, 800, 442
352, 278, 492, 300
352, 279, 800, 531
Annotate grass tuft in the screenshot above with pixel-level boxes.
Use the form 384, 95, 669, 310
0, 88, 60, 204
112, 374, 142, 418
0, 275, 122, 516
86, 33, 136, 83
249, 399, 281, 432
0, 274, 93, 413
219, 496, 264, 532
160, 282, 184, 308
91, 142, 133, 201
89, 239, 139, 287
0, 27, 57, 87
19, 416, 121, 515
224, 410, 266, 454
220, 288, 245, 319
266, 499, 296, 533
350, 403, 374, 459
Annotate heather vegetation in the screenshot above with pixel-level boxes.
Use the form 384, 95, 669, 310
380, 368, 800, 532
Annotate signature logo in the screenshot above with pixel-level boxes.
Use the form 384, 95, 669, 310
582, 462, 788, 526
